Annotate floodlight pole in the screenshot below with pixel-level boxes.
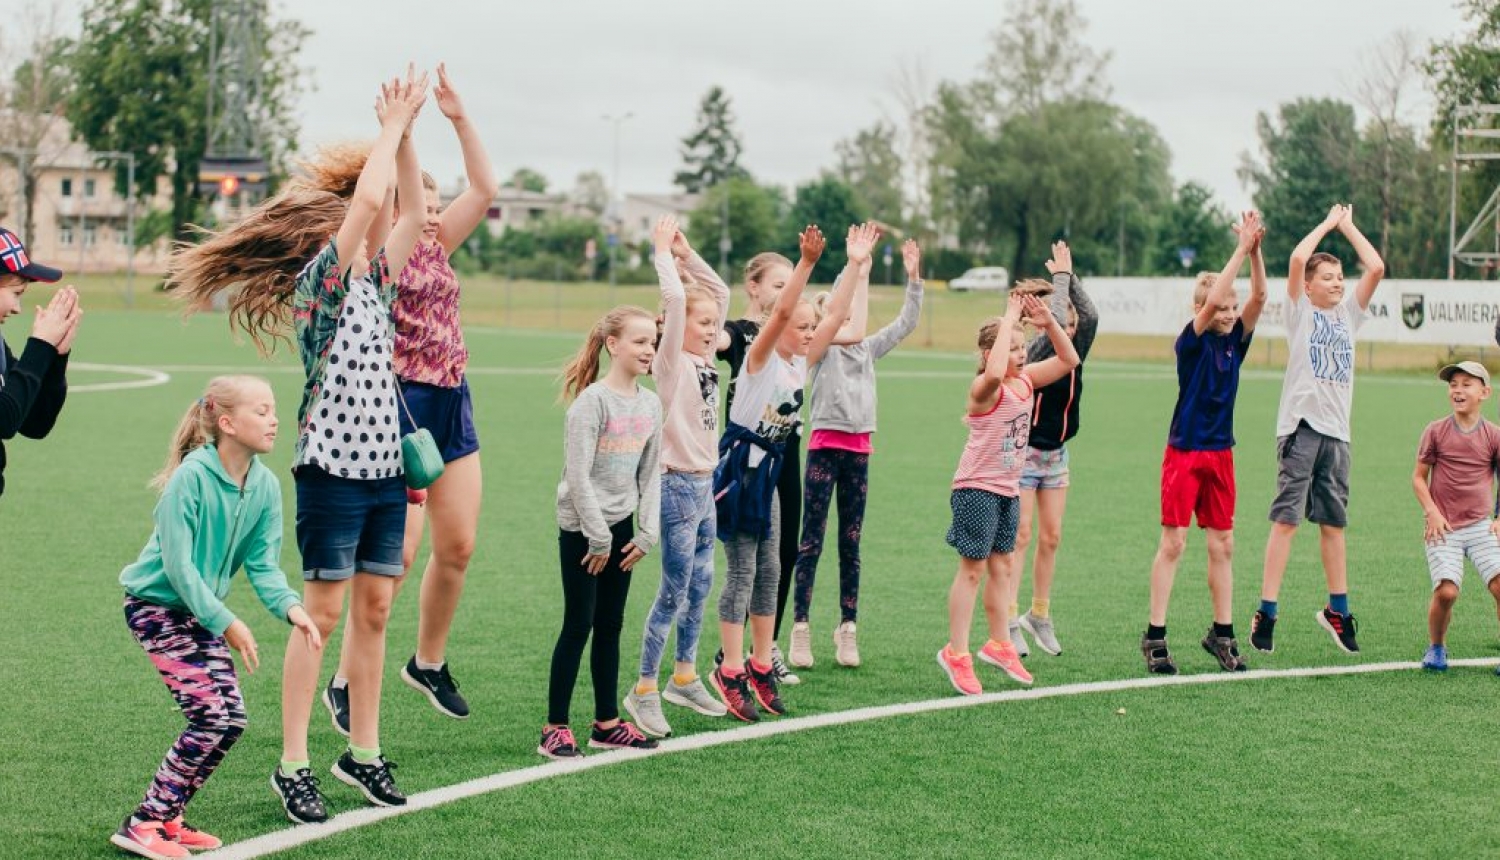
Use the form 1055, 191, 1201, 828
603, 112, 633, 296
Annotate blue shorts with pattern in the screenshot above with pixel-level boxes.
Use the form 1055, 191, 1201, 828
946, 488, 1021, 560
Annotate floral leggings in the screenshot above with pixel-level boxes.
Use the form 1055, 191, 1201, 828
124, 595, 247, 823
792, 448, 870, 624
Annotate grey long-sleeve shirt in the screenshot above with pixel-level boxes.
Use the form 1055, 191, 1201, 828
806, 278, 924, 436
555, 381, 663, 555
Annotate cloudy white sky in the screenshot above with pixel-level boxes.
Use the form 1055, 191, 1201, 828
5, 0, 1473, 211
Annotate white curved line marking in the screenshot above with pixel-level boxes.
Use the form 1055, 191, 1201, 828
201, 658, 1494, 860
68, 362, 171, 393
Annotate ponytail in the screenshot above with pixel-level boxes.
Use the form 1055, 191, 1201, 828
559, 305, 656, 402
149, 375, 268, 490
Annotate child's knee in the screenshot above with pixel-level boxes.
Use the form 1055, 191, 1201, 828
1434, 580, 1461, 604
1206, 531, 1234, 562
1158, 530, 1187, 562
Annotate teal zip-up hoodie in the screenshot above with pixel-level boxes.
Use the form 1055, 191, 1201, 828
119, 445, 301, 635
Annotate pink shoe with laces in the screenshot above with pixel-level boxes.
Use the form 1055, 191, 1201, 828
937, 646, 983, 696
979, 639, 1034, 686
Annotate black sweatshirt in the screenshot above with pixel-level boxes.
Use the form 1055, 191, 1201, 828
0, 335, 69, 497
1026, 271, 1098, 451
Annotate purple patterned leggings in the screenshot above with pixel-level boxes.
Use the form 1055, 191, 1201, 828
124, 594, 247, 822
792, 448, 870, 623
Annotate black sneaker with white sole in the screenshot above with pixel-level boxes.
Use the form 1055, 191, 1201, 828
1250, 611, 1276, 654
400, 656, 470, 719
271, 767, 329, 824
332, 751, 407, 807
322, 679, 351, 738
1317, 607, 1360, 653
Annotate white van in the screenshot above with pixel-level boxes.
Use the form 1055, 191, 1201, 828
949, 267, 1011, 292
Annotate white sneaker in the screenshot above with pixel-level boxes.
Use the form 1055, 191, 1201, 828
834, 621, 860, 667
1008, 619, 1030, 657
770, 643, 801, 685
789, 621, 815, 668
1019, 611, 1062, 656
622, 689, 672, 738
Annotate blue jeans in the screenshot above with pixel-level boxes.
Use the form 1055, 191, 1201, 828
638, 472, 716, 678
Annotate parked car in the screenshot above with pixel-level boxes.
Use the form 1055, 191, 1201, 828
949, 266, 1011, 291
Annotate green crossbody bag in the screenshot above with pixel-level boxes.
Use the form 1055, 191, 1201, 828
395, 375, 445, 490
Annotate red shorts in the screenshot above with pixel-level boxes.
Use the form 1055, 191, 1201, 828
1160, 446, 1236, 531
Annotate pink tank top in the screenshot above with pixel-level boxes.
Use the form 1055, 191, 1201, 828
393, 241, 468, 387
952, 374, 1033, 496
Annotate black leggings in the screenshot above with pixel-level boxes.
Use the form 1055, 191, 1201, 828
772, 434, 801, 639
547, 520, 635, 726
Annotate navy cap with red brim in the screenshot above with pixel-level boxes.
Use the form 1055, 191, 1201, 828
0, 227, 63, 283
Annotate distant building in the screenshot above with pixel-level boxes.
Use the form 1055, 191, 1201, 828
442, 183, 570, 235
617, 192, 700, 245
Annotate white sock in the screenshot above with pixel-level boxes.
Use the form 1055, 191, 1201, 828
331, 676, 348, 690
416, 657, 444, 672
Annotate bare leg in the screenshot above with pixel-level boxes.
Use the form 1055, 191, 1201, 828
416, 453, 482, 664
1031, 486, 1069, 607
1260, 520, 1300, 604
947, 557, 986, 654
345, 573, 397, 751
281, 581, 348, 762
1319, 524, 1348, 596
981, 552, 1013, 643
1148, 527, 1189, 627
1205, 528, 1235, 625
1429, 581, 1460, 645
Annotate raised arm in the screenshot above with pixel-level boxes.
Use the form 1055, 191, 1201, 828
676, 229, 730, 331
971, 297, 1024, 408
1336, 206, 1386, 310
1028, 240, 1078, 362
432, 63, 501, 254
867, 239, 925, 360
1023, 293, 1081, 389
745, 225, 824, 376
1286, 204, 1345, 301
651, 216, 686, 388
1241, 213, 1269, 334
1194, 211, 1258, 335
340, 69, 427, 276
809, 223, 876, 365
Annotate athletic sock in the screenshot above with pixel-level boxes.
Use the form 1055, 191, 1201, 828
1030, 599, 1050, 619
1008, 602, 1019, 620
1146, 624, 1167, 641
1213, 622, 1235, 639
280, 759, 310, 775
634, 680, 657, 695
1329, 593, 1350, 615
986, 638, 1013, 653
1258, 599, 1278, 619
748, 658, 772, 675
350, 745, 381, 764
415, 657, 444, 672
671, 672, 697, 687
331, 676, 349, 690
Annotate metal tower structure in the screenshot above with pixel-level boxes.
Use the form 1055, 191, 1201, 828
1447, 104, 1500, 278
198, 0, 268, 204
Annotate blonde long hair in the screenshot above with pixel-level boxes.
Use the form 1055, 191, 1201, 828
560, 306, 656, 401
151, 375, 269, 490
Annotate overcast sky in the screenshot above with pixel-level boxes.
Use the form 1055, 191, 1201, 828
5, 0, 1473, 212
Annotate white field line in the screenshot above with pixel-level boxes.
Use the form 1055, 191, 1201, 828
67, 362, 171, 392
200, 657, 1498, 860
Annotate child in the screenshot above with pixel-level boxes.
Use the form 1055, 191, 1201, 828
788, 236, 922, 670
1412, 361, 1500, 672
938, 291, 1079, 696
623, 216, 731, 739
712, 224, 849, 722
1252, 204, 1385, 654
166, 69, 430, 820
1142, 212, 1267, 674
0, 226, 80, 498
113, 377, 321, 859
1006, 239, 1097, 658
324, 62, 500, 732
539, 305, 663, 758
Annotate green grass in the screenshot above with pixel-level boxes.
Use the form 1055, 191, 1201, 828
1, 308, 1493, 859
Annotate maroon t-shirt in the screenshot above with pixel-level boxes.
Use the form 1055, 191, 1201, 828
1418, 416, 1500, 528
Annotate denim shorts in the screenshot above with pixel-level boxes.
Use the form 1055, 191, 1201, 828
294, 466, 407, 580
397, 377, 479, 464
1019, 446, 1070, 491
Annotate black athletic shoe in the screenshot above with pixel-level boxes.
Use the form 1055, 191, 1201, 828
1250, 611, 1277, 654
1317, 607, 1360, 653
332, 751, 407, 807
271, 767, 329, 824
400, 656, 471, 719
1141, 634, 1178, 675
713, 647, 724, 668
710, 667, 760, 723
747, 662, 787, 716
1201, 629, 1249, 672
321, 679, 351, 738
588, 721, 659, 751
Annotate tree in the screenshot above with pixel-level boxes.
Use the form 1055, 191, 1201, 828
1149, 182, 1235, 275
833, 121, 903, 226
0, 3, 75, 244
674, 86, 748, 193
1352, 30, 1426, 257
782, 176, 867, 283
67, 0, 308, 239
686, 176, 782, 277
973, 0, 1111, 119
569, 169, 608, 215
509, 167, 549, 194
1426, 0, 1500, 138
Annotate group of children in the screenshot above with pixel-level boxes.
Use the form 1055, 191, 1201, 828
7, 67, 1500, 859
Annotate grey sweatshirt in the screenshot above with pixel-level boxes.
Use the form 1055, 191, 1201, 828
555, 381, 663, 555
806, 278, 924, 436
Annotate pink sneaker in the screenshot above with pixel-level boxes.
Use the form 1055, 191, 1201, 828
109, 818, 190, 859
163, 817, 222, 851
937, 647, 983, 696
979, 639, 1034, 686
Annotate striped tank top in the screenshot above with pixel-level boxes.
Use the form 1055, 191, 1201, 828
952, 373, 1033, 497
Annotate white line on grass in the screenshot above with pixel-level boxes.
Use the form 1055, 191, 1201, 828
201, 657, 1499, 860
68, 362, 171, 393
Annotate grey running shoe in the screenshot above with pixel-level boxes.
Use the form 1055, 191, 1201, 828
834, 621, 860, 667
1008, 619, 1030, 658
770, 643, 801, 685
1200, 629, 1248, 672
1019, 611, 1062, 656
622, 689, 672, 738
789, 621, 814, 668
663, 677, 728, 717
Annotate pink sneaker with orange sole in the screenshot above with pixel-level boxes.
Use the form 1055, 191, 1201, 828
109, 818, 190, 859
163, 817, 222, 851
979, 639, 1034, 686
937, 647, 983, 695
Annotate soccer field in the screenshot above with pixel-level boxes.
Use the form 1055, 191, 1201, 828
3, 307, 1495, 860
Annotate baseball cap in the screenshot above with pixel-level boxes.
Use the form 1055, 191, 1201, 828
1438, 360, 1491, 386
0, 227, 62, 283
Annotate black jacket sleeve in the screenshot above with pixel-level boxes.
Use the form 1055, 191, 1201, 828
0, 337, 65, 441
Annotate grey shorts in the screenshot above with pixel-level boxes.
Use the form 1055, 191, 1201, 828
946, 488, 1020, 559
1268, 421, 1350, 528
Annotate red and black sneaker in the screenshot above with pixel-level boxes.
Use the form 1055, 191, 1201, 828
747, 662, 787, 716
588, 720, 659, 751
1316, 607, 1360, 653
710, 667, 760, 723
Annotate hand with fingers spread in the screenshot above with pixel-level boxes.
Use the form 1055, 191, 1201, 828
799, 225, 826, 264
1044, 240, 1073, 275
224, 619, 260, 674
902, 239, 922, 281
1019, 293, 1054, 329
653, 215, 679, 256
846, 222, 879, 267
433, 61, 467, 122
619, 542, 647, 572
1233, 211, 1262, 253
287, 605, 323, 652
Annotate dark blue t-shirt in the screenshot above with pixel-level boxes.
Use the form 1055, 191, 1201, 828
1168, 319, 1252, 451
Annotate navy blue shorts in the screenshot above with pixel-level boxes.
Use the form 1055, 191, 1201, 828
397, 377, 480, 463
294, 466, 407, 580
